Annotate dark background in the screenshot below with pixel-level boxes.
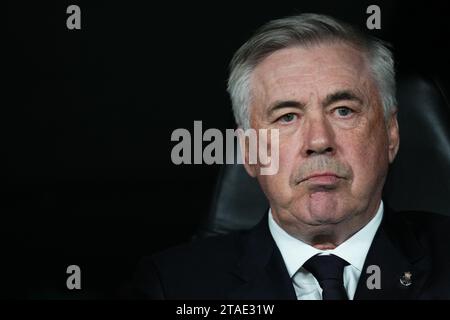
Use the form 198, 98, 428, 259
4, 0, 450, 298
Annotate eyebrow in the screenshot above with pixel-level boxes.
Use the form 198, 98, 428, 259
267, 100, 306, 117
322, 90, 363, 107
266, 89, 364, 117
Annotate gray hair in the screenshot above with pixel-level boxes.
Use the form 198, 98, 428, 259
227, 13, 397, 129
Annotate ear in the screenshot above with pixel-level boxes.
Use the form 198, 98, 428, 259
238, 129, 258, 178
387, 110, 400, 163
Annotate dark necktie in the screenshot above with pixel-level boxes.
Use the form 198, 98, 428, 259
303, 254, 349, 300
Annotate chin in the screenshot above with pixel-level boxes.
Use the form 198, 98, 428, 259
308, 190, 341, 215
291, 192, 348, 226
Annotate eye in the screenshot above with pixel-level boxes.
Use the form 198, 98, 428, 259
278, 113, 297, 123
334, 107, 354, 117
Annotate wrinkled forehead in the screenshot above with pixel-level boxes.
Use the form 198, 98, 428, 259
250, 43, 375, 104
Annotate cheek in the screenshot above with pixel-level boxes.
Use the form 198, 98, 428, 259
341, 122, 389, 191
278, 139, 299, 170
277, 136, 305, 188
257, 139, 299, 202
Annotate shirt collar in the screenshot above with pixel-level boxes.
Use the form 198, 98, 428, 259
268, 201, 384, 278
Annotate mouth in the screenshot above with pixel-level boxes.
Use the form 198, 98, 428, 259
299, 172, 344, 185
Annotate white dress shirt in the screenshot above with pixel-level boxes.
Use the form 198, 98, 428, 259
268, 201, 383, 300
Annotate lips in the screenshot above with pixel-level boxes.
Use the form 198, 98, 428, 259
301, 172, 342, 184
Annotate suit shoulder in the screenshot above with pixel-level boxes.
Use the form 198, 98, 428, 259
395, 210, 450, 229
133, 232, 248, 299
393, 210, 450, 245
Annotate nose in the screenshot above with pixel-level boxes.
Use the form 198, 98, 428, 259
301, 113, 336, 157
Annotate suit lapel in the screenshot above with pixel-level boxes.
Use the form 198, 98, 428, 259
228, 215, 297, 300
354, 207, 430, 300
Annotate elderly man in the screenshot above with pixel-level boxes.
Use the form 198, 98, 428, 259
134, 14, 450, 299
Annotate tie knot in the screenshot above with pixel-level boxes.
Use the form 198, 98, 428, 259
303, 254, 349, 300
303, 254, 349, 283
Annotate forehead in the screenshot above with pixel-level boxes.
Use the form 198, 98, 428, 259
251, 43, 374, 103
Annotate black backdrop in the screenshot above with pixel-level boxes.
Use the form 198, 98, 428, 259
4, 0, 450, 298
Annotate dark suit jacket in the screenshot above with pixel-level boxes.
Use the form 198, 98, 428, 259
133, 207, 450, 299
